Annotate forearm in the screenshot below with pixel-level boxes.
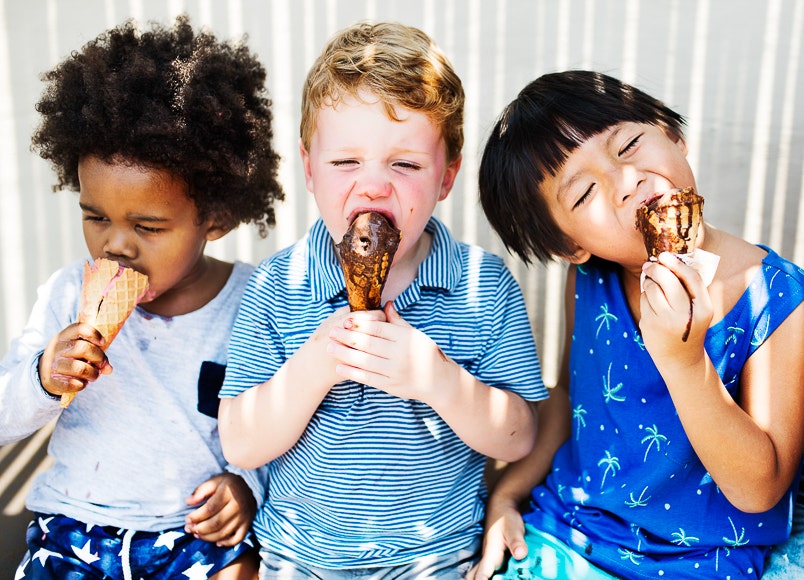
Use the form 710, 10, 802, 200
661, 353, 794, 512
430, 363, 538, 462
491, 388, 571, 502
0, 352, 61, 444
219, 343, 333, 469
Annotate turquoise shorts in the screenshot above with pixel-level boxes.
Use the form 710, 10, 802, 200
493, 525, 617, 580
763, 502, 804, 579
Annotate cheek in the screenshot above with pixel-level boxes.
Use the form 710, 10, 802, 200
82, 226, 103, 256
586, 198, 616, 227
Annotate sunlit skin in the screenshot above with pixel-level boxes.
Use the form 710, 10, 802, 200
301, 92, 459, 302
218, 93, 539, 471
468, 122, 804, 579
36, 156, 257, 567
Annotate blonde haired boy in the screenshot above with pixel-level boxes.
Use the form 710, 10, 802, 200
220, 22, 549, 578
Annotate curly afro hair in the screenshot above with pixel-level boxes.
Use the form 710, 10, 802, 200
31, 15, 283, 236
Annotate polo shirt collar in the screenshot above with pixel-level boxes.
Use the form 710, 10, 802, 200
307, 216, 462, 305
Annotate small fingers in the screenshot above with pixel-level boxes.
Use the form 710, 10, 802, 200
641, 260, 693, 308
187, 506, 245, 546
73, 322, 107, 349
339, 313, 389, 338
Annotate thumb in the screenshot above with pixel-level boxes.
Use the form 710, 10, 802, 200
509, 537, 529, 561
185, 478, 217, 506
383, 301, 408, 326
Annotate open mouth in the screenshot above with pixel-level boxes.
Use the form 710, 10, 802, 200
640, 191, 667, 209
348, 209, 396, 229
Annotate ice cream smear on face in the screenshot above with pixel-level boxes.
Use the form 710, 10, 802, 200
336, 211, 401, 311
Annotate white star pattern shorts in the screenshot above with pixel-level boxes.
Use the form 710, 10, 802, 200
15, 513, 257, 579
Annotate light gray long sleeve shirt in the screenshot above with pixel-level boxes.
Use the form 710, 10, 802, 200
0, 259, 263, 531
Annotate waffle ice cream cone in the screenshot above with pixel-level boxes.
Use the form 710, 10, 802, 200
336, 211, 401, 311
636, 187, 704, 259
61, 258, 149, 407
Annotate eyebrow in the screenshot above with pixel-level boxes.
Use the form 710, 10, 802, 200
604, 125, 628, 153
79, 202, 170, 223
556, 125, 626, 204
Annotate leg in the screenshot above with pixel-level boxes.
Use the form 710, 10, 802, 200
210, 550, 260, 580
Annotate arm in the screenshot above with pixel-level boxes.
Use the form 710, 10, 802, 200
470, 266, 576, 580
0, 348, 61, 444
641, 252, 804, 512
218, 306, 387, 470
0, 265, 88, 443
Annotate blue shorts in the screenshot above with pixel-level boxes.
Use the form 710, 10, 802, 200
493, 525, 617, 580
258, 538, 480, 579
15, 513, 258, 579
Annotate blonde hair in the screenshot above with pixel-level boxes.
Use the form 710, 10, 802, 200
300, 21, 464, 163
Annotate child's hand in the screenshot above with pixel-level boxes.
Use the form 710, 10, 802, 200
308, 306, 388, 387
38, 322, 110, 399
639, 252, 713, 364
327, 302, 451, 403
184, 472, 256, 547
467, 498, 528, 580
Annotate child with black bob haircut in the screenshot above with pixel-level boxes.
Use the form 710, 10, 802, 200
471, 70, 804, 579
0, 15, 283, 579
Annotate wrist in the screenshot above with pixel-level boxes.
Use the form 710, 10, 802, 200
427, 354, 468, 412
35, 353, 62, 401
291, 337, 339, 394
655, 351, 714, 398
487, 491, 525, 518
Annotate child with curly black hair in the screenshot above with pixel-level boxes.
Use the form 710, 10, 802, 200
0, 15, 283, 579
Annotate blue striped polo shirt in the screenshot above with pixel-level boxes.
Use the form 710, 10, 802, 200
221, 216, 546, 568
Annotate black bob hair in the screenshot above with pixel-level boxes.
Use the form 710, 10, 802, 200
479, 70, 685, 264
32, 15, 283, 236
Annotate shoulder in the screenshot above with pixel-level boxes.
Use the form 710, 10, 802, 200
433, 218, 510, 279
251, 238, 307, 279
239, 238, 311, 307
40, 258, 86, 308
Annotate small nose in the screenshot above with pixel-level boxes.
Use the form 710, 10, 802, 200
363, 183, 392, 200
102, 226, 135, 258
358, 164, 393, 200
617, 164, 647, 205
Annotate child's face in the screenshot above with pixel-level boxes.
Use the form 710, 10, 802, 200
78, 156, 224, 311
540, 122, 696, 267
300, 92, 461, 268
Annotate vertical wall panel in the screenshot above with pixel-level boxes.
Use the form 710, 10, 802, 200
1, 0, 803, 383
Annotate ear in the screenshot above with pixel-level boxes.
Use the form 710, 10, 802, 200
438, 154, 462, 201
563, 246, 592, 265
205, 220, 232, 242
299, 138, 314, 193
669, 130, 688, 156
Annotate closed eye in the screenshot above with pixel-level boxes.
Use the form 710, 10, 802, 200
573, 184, 594, 209
331, 159, 358, 167
619, 134, 642, 156
136, 225, 163, 234
393, 161, 421, 171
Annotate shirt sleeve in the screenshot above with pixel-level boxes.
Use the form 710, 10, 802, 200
220, 260, 286, 398
0, 264, 82, 444
473, 256, 548, 402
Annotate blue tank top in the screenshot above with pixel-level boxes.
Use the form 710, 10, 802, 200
524, 248, 804, 579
